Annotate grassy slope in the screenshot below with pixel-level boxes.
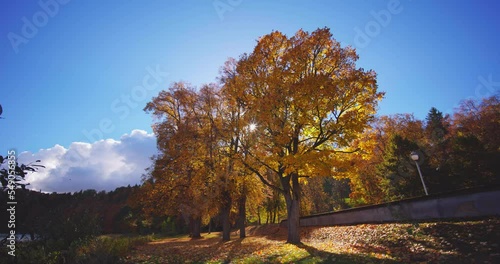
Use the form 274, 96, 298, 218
124, 218, 500, 263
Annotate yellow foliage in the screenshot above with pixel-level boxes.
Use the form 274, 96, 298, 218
141, 28, 383, 238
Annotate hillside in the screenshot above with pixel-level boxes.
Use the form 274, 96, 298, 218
124, 218, 500, 263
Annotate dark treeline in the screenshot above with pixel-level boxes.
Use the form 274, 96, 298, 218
0, 186, 147, 239
0, 185, 193, 242
0, 179, 353, 240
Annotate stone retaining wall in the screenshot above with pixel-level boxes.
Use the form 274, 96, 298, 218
281, 186, 500, 227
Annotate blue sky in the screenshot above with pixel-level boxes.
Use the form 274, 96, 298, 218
0, 1, 499, 191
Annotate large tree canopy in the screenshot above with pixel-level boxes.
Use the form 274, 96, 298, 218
221, 28, 383, 243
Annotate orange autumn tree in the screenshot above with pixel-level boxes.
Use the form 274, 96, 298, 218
221, 28, 383, 244
143, 81, 265, 241
445, 95, 500, 187
349, 114, 425, 205
142, 82, 221, 238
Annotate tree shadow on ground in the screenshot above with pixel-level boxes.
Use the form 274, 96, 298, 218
245, 225, 401, 263
125, 231, 401, 263
352, 219, 500, 263
296, 243, 400, 264
126, 233, 270, 263
417, 220, 500, 263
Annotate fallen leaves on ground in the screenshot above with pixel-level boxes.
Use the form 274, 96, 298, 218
124, 218, 500, 263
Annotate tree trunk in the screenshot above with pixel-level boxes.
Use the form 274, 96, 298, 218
257, 207, 261, 225
285, 195, 300, 244
190, 216, 202, 239
282, 172, 301, 244
221, 190, 232, 241
237, 194, 247, 238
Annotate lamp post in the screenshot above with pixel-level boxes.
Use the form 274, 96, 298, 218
410, 151, 428, 196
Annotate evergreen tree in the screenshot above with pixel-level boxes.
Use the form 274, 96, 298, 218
377, 135, 427, 201
425, 107, 448, 145
423, 107, 451, 191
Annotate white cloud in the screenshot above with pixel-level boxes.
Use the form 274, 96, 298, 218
17, 129, 157, 193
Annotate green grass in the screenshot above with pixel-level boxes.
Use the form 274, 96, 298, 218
68, 234, 155, 263
0, 234, 155, 264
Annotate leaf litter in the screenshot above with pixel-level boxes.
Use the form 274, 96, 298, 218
125, 218, 499, 263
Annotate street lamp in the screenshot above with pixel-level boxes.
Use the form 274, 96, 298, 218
410, 151, 428, 196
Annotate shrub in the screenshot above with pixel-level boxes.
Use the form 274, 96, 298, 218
68, 235, 153, 263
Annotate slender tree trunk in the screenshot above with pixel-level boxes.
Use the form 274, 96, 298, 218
257, 207, 261, 225
237, 194, 247, 238
222, 134, 239, 242
221, 190, 232, 241
273, 208, 277, 223
190, 216, 202, 239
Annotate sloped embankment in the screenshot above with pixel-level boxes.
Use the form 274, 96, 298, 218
125, 218, 500, 263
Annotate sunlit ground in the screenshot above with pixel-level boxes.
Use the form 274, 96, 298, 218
124, 218, 499, 263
